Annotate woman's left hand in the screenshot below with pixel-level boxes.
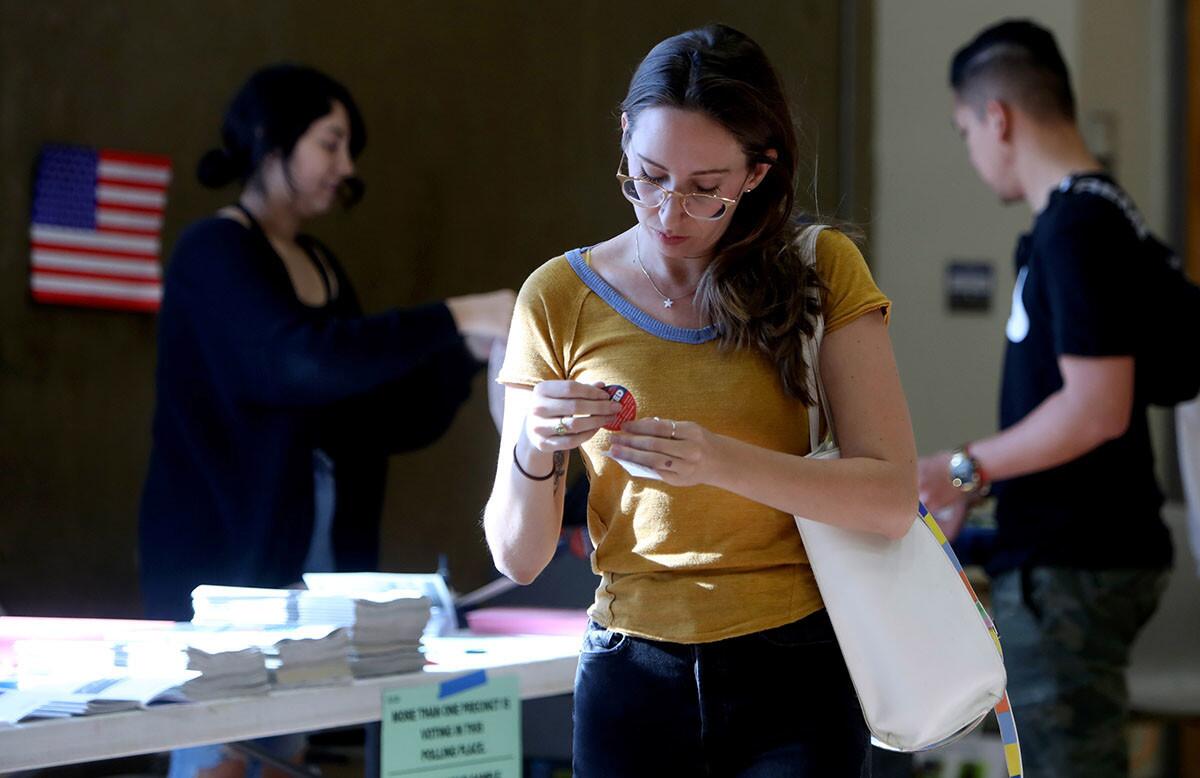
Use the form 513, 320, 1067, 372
609, 417, 721, 487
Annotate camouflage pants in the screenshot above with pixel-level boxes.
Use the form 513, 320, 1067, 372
991, 567, 1167, 778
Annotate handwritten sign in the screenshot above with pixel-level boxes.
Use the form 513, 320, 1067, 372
381, 671, 520, 778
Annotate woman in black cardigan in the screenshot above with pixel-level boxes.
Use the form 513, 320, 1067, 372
138, 64, 512, 778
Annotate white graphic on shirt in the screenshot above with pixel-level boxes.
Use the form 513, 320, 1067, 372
1006, 266, 1030, 343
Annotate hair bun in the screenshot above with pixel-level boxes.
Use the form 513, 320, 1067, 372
196, 148, 240, 188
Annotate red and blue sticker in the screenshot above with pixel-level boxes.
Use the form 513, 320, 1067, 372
603, 384, 638, 431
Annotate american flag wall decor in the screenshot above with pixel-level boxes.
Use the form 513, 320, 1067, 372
29, 145, 172, 313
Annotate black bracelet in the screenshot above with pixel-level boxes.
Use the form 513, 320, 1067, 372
512, 444, 555, 481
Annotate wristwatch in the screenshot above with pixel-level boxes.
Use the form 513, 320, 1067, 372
948, 445, 989, 494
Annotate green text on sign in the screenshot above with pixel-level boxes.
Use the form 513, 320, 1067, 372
381, 671, 521, 778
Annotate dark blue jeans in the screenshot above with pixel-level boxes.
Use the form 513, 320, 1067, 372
573, 609, 870, 777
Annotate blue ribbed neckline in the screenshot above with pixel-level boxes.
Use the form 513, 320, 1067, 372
566, 247, 718, 344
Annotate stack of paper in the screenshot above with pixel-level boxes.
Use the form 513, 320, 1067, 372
175, 645, 271, 701
16, 674, 200, 717
271, 628, 353, 689
1, 687, 65, 726
169, 625, 357, 695
6, 623, 359, 720
302, 572, 456, 637
191, 585, 431, 678
9, 635, 269, 718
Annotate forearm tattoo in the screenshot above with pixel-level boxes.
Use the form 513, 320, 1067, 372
552, 451, 566, 495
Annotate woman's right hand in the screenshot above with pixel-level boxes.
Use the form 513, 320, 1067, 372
446, 289, 517, 340
523, 381, 622, 453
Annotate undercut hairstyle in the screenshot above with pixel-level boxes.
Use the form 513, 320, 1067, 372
949, 19, 1076, 122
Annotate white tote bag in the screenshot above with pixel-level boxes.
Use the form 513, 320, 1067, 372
795, 312, 1020, 765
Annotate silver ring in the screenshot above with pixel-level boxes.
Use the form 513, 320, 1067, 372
669, 420, 678, 439
554, 417, 568, 436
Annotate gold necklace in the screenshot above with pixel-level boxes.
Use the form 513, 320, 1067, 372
634, 229, 696, 309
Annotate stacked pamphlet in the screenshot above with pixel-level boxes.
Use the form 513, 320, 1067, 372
177, 644, 271, 700
301, 573, 455, 637
172, 625, 352, 693
0, 579, 441, 724
191, 584, 431, 678
1, 687, 59, 726
271, 627, 353, 688
3, 623, 356, 721
340, 600, 425, 678
15, 652, 266, 718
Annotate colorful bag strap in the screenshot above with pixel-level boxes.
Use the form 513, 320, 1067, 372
920, 503, 1024, 777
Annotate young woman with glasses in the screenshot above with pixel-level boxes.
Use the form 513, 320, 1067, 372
484, 25, 917, 776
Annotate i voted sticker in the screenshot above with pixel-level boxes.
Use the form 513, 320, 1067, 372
603, 384, 638, 431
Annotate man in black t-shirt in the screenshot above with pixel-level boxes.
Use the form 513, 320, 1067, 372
917, 20, 1171, 778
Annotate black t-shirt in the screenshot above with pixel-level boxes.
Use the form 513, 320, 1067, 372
988, 174, 1172, 576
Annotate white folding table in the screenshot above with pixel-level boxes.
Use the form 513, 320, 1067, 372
0, 634, 579, 772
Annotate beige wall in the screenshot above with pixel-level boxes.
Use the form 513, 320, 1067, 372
1077, 0, 1173, 236
872, 1, 1174, 472
1076, 0, 1178, 490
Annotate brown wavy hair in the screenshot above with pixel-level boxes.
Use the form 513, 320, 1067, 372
621, 24, 833, 404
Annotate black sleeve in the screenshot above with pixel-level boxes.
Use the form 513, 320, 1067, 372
308, 238, 484, 454
320, 340, 483, 456
1040, 197, 1139, 359
167, 220, 466, 408
381, 344, 482, 453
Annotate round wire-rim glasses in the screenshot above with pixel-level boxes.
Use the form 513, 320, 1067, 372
615, 154, 742, 221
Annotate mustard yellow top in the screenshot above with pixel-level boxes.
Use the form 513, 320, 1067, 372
497, 230, 890, 643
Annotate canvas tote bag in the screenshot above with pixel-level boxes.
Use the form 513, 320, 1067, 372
794, 240, 1022, 773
